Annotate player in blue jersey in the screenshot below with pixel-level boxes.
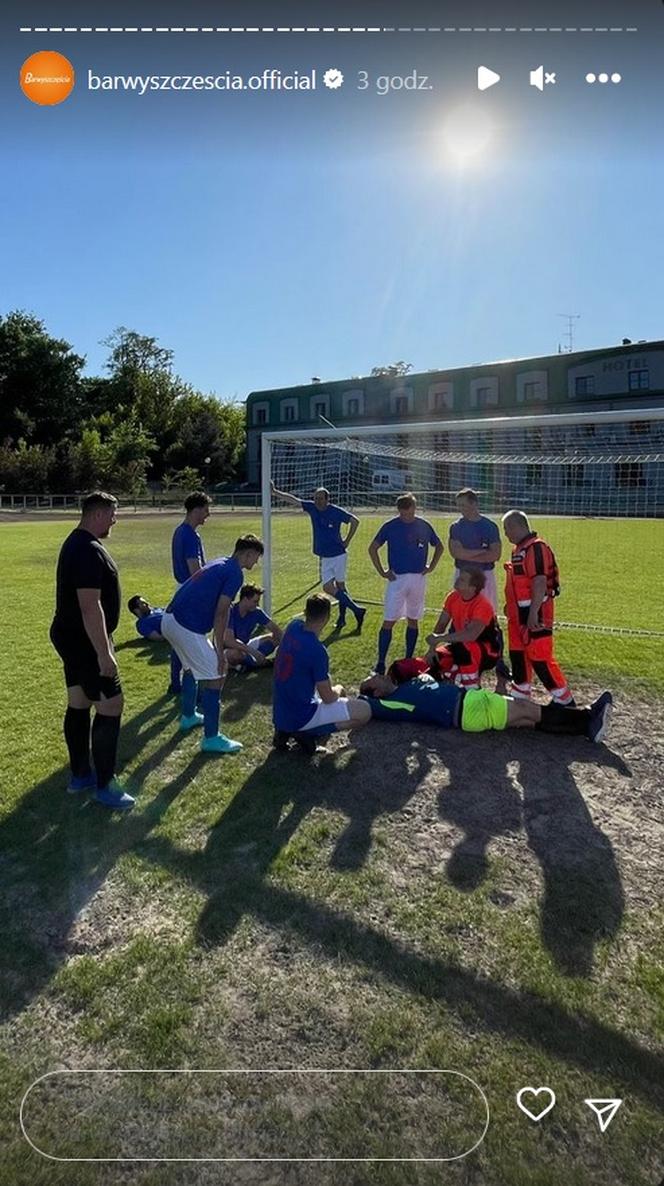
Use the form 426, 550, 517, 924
168, 491, 212, 695
368, 492, 444, 674
272, 594, 371, 754
128, 595, 164, 640
448, 488, 501, 611
224, 584, 283, 670
160, 534, 264, 754
358, 669, 613, 744
270, 481, 365, 630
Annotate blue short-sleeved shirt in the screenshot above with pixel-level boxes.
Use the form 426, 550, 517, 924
228, 603, 270, 645
169, 557, 243, 634
372, 517, 441, 575
135, 608, 164, 638
449, 515, 500, 572
301, 501, 352, 558
172, 521, 206, 584
364, 675, 462, 728
273, 618, 330, 731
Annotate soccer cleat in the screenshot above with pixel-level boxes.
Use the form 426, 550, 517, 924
67, 773, 95, 795
550, 697, 576, 708
588, 691, 613, 744
272, 730, 291, 751
201, 734, 243, 754
180, 712, 204, 731
355, 607, 367, 632
93, 781, 135, 812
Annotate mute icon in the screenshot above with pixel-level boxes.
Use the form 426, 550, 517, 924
530, 65, 545, 90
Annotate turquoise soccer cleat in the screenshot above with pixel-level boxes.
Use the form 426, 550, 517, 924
201, 734, 243, 755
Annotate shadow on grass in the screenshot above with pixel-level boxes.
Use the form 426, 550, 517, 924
438, 734, 628, 977
0, 696, 197, 1021
114, 637, 170, 670
134, 738, 663, 1111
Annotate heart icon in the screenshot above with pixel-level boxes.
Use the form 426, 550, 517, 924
516, 1086, 556, 1122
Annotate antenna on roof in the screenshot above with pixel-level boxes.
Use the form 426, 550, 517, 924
557, 313, 580, 354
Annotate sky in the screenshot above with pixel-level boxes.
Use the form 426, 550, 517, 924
2, 0, 663, 401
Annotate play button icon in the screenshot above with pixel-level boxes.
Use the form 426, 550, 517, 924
477, 65, 501, 91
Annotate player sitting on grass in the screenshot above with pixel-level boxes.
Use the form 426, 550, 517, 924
224, 583, 283, 671
358, 669, 613, 744
127, 595, 164, 640
272, 593, 371, 755
425, 568, 506, 690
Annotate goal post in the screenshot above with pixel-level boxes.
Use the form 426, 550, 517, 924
260, 407, 664, 635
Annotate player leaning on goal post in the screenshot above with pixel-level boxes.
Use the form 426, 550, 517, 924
368, 492, 444, 674
502, 510, 575, 706
49, 491, 134, 812
270, 480, 366, 630
160, 535, 264, 754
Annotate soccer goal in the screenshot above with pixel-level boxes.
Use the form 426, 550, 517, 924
261, 407, 664, 638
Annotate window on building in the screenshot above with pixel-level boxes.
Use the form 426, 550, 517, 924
564, 465, 585, 487
475, 386, 494, 409
575, 375, 596, 397
347, 397, 359, 416
523, 381, 543, 403
628, 369, 650, 391
394, 395, 409, 415
253, 405, 268, 426
313, 401, 327, 419
280, 402, 297, 423
615, 462, 646, 488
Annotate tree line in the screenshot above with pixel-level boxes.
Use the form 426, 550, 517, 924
0, 312, 245, 494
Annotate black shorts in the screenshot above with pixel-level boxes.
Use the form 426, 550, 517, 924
50, 626, 122, 702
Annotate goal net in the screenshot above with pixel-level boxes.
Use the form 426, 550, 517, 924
261, 408, 664, 641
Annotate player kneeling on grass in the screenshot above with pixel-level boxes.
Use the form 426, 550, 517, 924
358, 669, 613, 744
160, 534, 264, 754
272, 593, 371, 755
425, 568, 505, 690
224, 583, 283, 671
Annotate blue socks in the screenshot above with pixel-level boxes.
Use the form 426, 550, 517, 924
336, 588, 362, 615
405, 626, 419, 657
377, 626, 393, 670
201, 687, 221, 738
257, 639, 276, 656
169, 650, 182, 693
181, 671, 197, 718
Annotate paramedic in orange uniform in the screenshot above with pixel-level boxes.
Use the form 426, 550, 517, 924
425, 568, 501, 689
501, 510, 574, 706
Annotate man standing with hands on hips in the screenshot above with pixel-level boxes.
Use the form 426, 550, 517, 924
368, 492, 444, 674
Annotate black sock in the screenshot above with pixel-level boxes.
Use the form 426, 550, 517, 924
537, 703, 590, 735
92, 714, 121, 788
64, 706, 91, 777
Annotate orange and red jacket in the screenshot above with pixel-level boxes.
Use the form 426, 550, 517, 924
504, 533, 560, 633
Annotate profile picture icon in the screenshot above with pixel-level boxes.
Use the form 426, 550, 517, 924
20, 51, 75, 105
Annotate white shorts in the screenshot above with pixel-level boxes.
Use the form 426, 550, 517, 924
455, 567, 498, 611
383, 572, 427, 622
320, 553, 348, 586
161, 611, 220, 681
300, 697, 352, 732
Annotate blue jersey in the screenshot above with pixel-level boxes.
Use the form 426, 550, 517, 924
449, 515, 500, 572
135, 608, 164, 639
365, 675, 462, 728
172, 521, 206, 584
169, 557, 243, 634
372, 517, 441, 575
273, 619, 329, 731
228, 603, 270, 644
301, 501, 352, 558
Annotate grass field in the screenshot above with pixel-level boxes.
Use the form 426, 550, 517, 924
1, 513, 663, 1185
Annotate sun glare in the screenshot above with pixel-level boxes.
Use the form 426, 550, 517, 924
441, 105, 494, 167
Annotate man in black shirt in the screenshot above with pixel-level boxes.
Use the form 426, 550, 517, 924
50, 491, 134, 811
